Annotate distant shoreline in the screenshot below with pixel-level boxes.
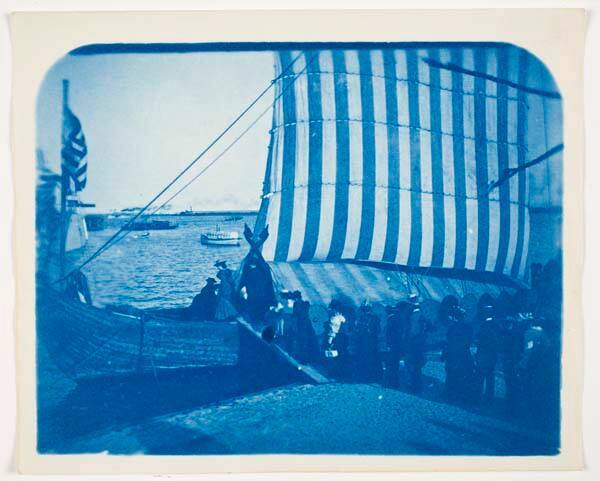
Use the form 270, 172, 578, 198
93, 210, 259, 217
161, 211, 258, 217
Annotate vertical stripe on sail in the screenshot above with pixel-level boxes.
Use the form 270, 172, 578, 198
439, 48, 457, 268
474, 48, 490, 272
369, 50, 389, 261
327, 50, 350, 260
428, 48, 446, 267
287, 53, 310, 261
356, 50, 376, 260
485, 50, 500, 272
512, 49, 529, 278
462, 48, 478, 271
395, 50, 412, 266
342, 51, 364, 259
261, 59, 285, 261
519, 207, 530, 279
451, 48, 467, 270
298, 51, 323, 260
494, 47, 511, 274
406, 49, 423, 267
504, 47, 521, 276
382, 49, 400, 263
418, 49, 434, 268
314, 51, 338, 259
274, 50, 298, 261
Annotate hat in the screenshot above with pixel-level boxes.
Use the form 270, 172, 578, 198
408, 293, 420, 306
482, 304, 494, 320
205, 277, 217, 285
214, 260, 228, 269
358, 301, 372, 313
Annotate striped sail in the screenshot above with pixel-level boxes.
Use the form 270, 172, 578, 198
258, 45, 551, 282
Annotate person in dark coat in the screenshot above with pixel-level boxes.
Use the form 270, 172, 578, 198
332, 320, 351, 378
355, 304, 382, 383
239, 254, 276, 323
214, 261, 239, 321
405, 304, 427, 393
386, 301, 412, 387
521, 316, 553, 425
237, 224, 277, 323
501, 312, 528, 413
188, 277, 218, 321
293, 300, 319, 364
324, 301, 350, 379
443, 305, 474, 403
474, 305, 501, 402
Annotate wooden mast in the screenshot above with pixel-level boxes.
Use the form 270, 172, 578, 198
58, 79, 69, 285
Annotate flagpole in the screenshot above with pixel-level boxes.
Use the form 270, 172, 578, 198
59, 79, 69, 285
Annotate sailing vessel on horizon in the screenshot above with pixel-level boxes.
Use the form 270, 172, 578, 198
36, 43, 563, 381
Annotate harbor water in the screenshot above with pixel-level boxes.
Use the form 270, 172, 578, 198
66, 214, 257, 309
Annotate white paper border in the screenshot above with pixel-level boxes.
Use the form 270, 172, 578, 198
10, 8, 586, 474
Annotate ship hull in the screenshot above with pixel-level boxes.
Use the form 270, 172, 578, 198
37, 291, 239, 380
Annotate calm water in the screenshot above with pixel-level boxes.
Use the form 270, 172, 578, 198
67, 215, 256, 309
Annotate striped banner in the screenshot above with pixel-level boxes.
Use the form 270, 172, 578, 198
259, 46, 533, 281
62, 107, 88, 192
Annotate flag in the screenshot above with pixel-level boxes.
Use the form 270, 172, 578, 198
61, 107, 88, 192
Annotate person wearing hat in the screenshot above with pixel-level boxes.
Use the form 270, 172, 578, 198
520, 314, 553, 424
386, 300, 413, 388
474, 304, 501, 402
293, 300, 319, 364
501, 312, 529, 413
188, 277, 218, 321
443, 304, 474, 403
238, 252, 277, 323
214, 260, 239, 321
325, 300, 351, 379
405, 301, 427, 393
354, 303, 382, 383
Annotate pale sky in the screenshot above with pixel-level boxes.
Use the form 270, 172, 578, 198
36, 49, 275, 212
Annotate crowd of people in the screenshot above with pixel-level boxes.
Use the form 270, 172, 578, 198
186, 260, 240, 322
186, 253, 562, 424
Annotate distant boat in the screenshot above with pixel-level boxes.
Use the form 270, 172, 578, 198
85, 214, 106, 232
123, 220, 178, 231
224, 215, 243, 222
201, 229, 241, 246
178, 209, 196, 216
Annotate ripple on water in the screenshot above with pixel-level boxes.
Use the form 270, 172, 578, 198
66, 216, 254, 309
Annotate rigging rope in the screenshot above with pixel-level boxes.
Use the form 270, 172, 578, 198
54, 52, 314, 285
147, 58, 316, 216
486, 143, 563, 194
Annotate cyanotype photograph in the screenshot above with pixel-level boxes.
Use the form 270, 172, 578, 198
32, 38, 566, 458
